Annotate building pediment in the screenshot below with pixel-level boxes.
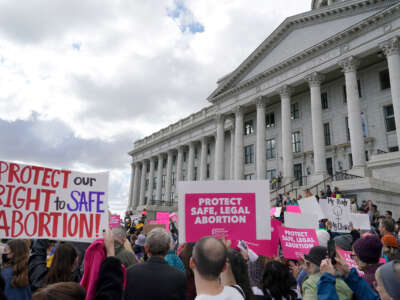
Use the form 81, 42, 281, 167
208, 0, 398, 102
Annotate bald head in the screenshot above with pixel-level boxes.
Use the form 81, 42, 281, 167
192, 236, 227, 280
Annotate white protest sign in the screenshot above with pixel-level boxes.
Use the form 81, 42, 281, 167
319, 198, 351, 232
178, 180, 270, 243
0, 161, 109, 241
284, 212, 319, 230
298, 196, 326, 220
350, 213, 371, 230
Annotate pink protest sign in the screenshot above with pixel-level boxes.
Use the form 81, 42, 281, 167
279, 227, 319, 259
156, 212, 170, 221
232, 219, 281, 257
109, 215, 121, 228
337, 249, 386, 276
178, 181, 270, 243
286, 205, 301, 214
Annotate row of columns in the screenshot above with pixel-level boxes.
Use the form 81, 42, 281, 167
129, 36, 400, 209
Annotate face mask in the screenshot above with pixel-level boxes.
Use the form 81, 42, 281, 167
2, 253, 10, 264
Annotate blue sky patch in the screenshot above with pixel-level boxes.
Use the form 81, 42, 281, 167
72, 42, 81, 51
167, 0, 204, 34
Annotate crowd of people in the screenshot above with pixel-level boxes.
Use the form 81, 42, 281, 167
0, 196, 399, 300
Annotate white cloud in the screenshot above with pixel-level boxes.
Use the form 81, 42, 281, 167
0, 0, 309, 212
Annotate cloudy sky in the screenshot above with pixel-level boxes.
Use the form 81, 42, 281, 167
0, 0, 310, 215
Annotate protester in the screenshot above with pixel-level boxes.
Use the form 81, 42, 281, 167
221, 249, 254, 300
352, 234, 383, 291
302, 246, 353, 300
378, 219, 395, 238
111, 226, 138, 268
191, 236, 244, 299
381, 234, 400, 262
0, 273, 6, 300
350, 198, 358, 213
165, 238, 185, 273
125, 227, 187, 300
180, 242, 197, 300
32, 282, 86, 300
0, 239, 32, 300
261, 261, 299, 300
133, 233, 146, 260
334, 235, 353, 252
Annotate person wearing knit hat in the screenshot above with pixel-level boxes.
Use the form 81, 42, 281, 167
302, 246, 353, 300
334, 234, 353, 251
381, 234, 400, 262
352, 235, 383, 291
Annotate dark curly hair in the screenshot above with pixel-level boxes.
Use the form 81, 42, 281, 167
262, 261, 298, 300
227, 249, 255, 300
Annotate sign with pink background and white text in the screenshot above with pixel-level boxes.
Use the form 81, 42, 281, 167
279, 226, 319, 260
178, 181, 270, 243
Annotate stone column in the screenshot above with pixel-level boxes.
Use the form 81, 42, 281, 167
132, 162, 141, 208
214, 114, 225, 180
128, 162, 135, 209
200, 137, 208, 180
188, 142, 195, 180
381, 37, 400, 146
176, 146, 184, 182
234, 106, 244, 179
256, 97, 266, 180
156, 154, 163, 201
139, 160, 147, 206
148, 157, 155, 201
305, 72, 327, 183
165, 150, 173, 202
278, 85, 294, 182
230, 127, 235, 179
339, 56, 366, 171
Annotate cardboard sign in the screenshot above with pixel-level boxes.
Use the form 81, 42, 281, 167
232, 218, 281, 258
320, 198, 351, 232
109, 215, 121, 228
279, 227, 319, 260
350, 213, 371, 230
286, 205, 301, 214
178, 181, 270, 243
284, 212, 319, 230
270, 207, 282, 218
298, 196, 325, 220
0, 161, 109, 241
142, 224, 165, 234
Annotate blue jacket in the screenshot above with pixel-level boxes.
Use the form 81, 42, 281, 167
0, 266, 32, 300
317, 268, 380, 300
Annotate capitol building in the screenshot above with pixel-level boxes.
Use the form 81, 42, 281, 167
128, 0, 400, 219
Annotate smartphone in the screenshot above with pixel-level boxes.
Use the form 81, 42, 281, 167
327, 239, 337, 265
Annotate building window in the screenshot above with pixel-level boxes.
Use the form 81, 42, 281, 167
171, 172, 176, 186
161, 175, 166, 188
145, 179, 149, 191
348, 153, 353, 169
266, 169, 277, 181
365, 151, 369, 162
357, 80, 362, 98
146, 163, 150, 172
244, 145, 254, 164
170, 192, 174, 202
292, 131, 301, 153
162, 158, 167, 168
153, 177, 157, 190
389, 146, 399, 152
343, 85, 347, 103
244, 174, 254, 180
345, 117, 350, 142
194, 147, 199, 159
321, 92, 328, 109
324, 123, 331, 146
182, 169, 186, 181
384, 105, 396, 132
161, 192, 166, 201
266, 139, 276, 160
291, 103, 299, 120
144, 197, 148, 205
173, 155, 176, 166
194, 167, 198, 181
183, 151, 187, 162
152, 192, 156, 201
244, 120, 254, 135
206, 164, 210, 179
155, 160, 159, 171
207, 143, 211, 155
380, 69, 391, 90
266, 112, 275, 128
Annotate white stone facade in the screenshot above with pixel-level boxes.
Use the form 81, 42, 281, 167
128, 0, 400, 217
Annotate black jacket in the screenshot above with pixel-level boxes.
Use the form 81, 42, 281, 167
125, 256, 187, 300
95, 257, 124, 300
